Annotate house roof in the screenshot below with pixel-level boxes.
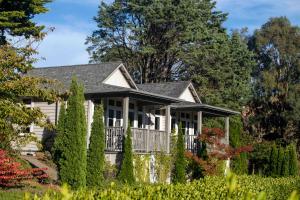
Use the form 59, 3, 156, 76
137, 81, 190, 97
171, 102, 240, 117
137, 81, 201, 103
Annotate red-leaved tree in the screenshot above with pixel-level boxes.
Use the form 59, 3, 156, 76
185, 127, 252, 175
0, 149, 48, 187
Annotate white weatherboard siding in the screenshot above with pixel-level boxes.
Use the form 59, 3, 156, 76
103, 68, 131, 88
179, 87, 196, 102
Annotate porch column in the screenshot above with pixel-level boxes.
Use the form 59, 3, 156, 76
123, 97, 129, 132
165, 105, 171, 153
86, 100, 94, 147
225, 116, 229, 145
197, 111, 203, 135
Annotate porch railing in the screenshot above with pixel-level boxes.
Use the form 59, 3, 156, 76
185, 134, 199, 153
105, 127, 124, 152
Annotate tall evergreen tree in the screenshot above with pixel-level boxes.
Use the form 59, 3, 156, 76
172, 123, 186, 183
269, 144, 278, 177
288, 144, 298, 176
118, 124, 135, 184
52, 102, 66, 169
248, 17, 300, 143
59, 78, 87, 188
281, 149, 290, 176
0, 0, 51, 44
277, 147, 285, 176
87, 0, 227, 83
87, 104, 105, 187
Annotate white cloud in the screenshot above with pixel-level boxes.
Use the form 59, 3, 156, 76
35, 24, 90, 67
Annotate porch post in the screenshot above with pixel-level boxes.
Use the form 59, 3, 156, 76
225, 116, 229, 145
86, 100, 94, 147
224, 116, 230, 175
165, 105, 171, 153
123, 97, 129, 133
197, 111, 203, 135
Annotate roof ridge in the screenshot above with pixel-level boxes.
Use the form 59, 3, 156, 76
33, 61, 123, 70
137, 80, 190, 85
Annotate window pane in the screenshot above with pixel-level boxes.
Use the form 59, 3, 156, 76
109, 109, 114, 118
129, 103, 135, 110
155, 110, 160, 115
155, 117, 160, 130
129, 112, 134, 127
109, 100, 114, 106
116, 110, 122, 119
116, 101, 122, 107
109, 119, 113, 127
138, 114, 143, 128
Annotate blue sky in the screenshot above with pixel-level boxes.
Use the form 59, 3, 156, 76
34, 0, 300, 67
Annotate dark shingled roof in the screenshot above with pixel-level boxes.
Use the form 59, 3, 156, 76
137, 81, 191, 98
28, 62, 123, 93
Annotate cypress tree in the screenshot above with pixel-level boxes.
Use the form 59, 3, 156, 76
269, 144, 278, 177
118, 124, 135, 184
87, 104, 105, 187
52, 102, 66, 170
288, 144, 298, 176
59, 78, 87, 188
277, 147, 285, 176
281, 149, 290, 176
172, 123, 186, 183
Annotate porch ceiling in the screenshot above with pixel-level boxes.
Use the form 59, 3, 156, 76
170, 102, 240, 117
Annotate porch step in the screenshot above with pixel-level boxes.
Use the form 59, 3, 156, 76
21, 155, 58, 181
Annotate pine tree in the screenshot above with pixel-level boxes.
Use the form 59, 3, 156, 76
59, 78, 87, 188
52, 102, 66, 170
172, 123, 186, 183
118, 124, 135, 184
277, 147, 285, 176
87, 104, 105, 187
288, 144, 298, 176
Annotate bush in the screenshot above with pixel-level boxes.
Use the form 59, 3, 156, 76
31, 175, 300, 200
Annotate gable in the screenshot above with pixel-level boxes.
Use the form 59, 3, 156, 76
179, 87, 196, 102
102, 67, 132, 88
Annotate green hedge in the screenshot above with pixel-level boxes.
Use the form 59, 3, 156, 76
27, 175, 300, 200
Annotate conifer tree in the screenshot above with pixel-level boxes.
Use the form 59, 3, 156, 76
269, 144, 278, 177
277, 147, 285, 176
87, 104, 105, 187
52, 102, 66, 169
288, 144, 298, 176
118, 124, 135, 184
59, 78, 87, 188
172, 123, 186, 183
281, 149, 290, 176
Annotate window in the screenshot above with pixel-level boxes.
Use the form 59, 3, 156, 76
171, 118, 176, 130
108, 109, 114, 127
155, 110, 160, 115
194, 123, 198, 135
138, 106, 143, 112
129, 112, 135, 127
116, 101, 122, 107
186, 113, 190, 119
138, 114, 143, 128
181, 113, 185, 119
109, 99, 115, 106
129, 103, 135, 110
115, 110, 122, 127
194, 115, 198, 121
155, 117, 160, 130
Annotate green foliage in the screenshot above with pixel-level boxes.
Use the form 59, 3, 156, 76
230, 117, 248, 174
249, 142, 272, 175
172, 123, 186, 183
133, 154, 150, 183
288, 144, 298, 176
87, 0, 227, 83
30, 176, 300, 200
155, 152, 172, 183
0, 0, 51, 44
269, 144, 279, 176
277, 147, 285, 176
52, 102, 66, 170
281, 148, 290, 177
249, 17, 300, 143
118, 125, 135, 184
87, 104, 105, 187
59, 78, 87, 189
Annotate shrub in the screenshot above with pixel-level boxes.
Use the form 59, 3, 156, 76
172, 122, 186, 183
59, 78, 87, 189
118, 125, 135, 184
269, 144, 278, 176
87, 104, 105, 187
288, 144, 298, 176
0, 149, 47, 187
